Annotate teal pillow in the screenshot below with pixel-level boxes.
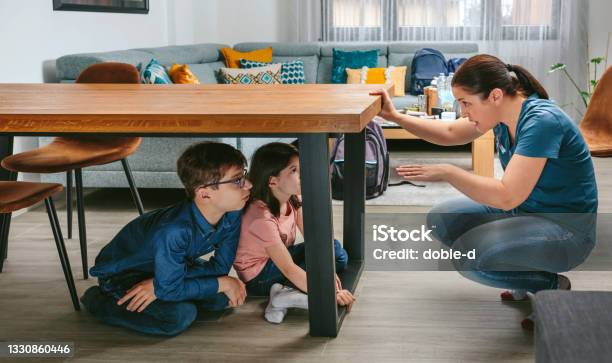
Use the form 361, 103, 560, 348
140, 59, 172, 84
331, 49, 379, 84
239, 59, 306, 84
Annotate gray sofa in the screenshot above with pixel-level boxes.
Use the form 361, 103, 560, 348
46, 41, 478, 188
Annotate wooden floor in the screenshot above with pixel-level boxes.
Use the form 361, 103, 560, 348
1, 152, 612, 362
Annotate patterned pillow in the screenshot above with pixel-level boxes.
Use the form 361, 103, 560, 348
140, 59, 172, 84
239, 59, 305, 84
218, 64, 282, 85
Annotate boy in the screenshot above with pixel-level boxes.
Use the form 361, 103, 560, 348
81, 142, 252, 336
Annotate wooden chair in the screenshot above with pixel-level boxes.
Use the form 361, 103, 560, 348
0, 181, 80, 310
580, 66, 612, 156
1, 63, 144, 280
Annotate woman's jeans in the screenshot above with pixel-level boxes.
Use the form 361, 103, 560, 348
426, 197, 596, 294
246, 240, 349, 296
80, 270, 229, 336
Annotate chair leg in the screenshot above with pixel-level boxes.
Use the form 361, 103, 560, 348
66, 170, 73, 239
0, 213, 9, 272
121, 159, 144, 215
45, 197, 80, 311
74, 168, 88, 280
0, 172, 17, 270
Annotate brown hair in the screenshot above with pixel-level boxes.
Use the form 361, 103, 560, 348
248, 142, 302, 217
177, 142, 247, 199
452, 54, 549, 100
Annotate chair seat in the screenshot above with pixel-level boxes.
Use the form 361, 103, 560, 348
1, 136, 141, 173
0, 181, 63, 213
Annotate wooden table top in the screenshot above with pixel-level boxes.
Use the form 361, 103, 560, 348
0, 83, 392, 135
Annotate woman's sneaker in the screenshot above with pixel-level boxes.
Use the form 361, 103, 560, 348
520, 274, 572, 331
500, 289, 528, 301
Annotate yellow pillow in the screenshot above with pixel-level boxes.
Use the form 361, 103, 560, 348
346, 66, 407, 97
221, 47, 273, 68
168, 64, 200, 84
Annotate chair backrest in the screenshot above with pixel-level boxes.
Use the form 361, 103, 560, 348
76, 62, 140, 84
580, 66, 612, 156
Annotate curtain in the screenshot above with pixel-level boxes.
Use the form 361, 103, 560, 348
321, 0, 589, 120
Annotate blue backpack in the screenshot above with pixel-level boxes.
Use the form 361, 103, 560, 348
410, 48, 448, 95
447, 57, 468, 73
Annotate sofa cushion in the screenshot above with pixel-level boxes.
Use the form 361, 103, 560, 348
318, 43, 388, 84
140, 59, 172, 84
331, 48, 380, 84
221, 47, 273, 68
240, 59, 305, 84
218, 64, 282, 84
234, 43, 321, 84
168, 64, 200, 84
388, 42, 479, 94
188, 62, 226, 84
346, 66, 407, 96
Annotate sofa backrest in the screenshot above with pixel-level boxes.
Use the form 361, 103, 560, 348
55, 41, 479, 92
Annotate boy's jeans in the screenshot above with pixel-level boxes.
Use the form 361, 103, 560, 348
427, 196, 596, 293
81, 271, 228, 336
245, 240, 349, 296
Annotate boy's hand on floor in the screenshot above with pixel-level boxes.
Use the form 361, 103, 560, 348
218, 276, 247, 308
336, 289, 356, 312
117, 278, 157, 313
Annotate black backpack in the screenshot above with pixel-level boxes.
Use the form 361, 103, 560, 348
330, 121, 389, 200
410, 48, 448, 95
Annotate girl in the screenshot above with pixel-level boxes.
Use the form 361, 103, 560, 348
234, 142, 355, 323
371, 54, 597, 330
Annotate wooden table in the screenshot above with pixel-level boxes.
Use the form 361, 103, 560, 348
0, 83, 390, 337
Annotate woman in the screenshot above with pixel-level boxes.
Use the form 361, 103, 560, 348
371, 54, 597, 329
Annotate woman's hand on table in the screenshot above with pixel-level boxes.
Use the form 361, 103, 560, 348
370, 88, 401, 122
396, 164, 456, 182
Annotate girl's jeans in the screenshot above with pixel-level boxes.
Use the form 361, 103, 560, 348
245, 240, 348, 296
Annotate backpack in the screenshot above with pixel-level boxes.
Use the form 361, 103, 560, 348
330, 121, 389, 200
447, 57, 468, 73
410, 48, 448, 95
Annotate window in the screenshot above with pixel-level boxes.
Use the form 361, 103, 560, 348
324, 0, 560, 41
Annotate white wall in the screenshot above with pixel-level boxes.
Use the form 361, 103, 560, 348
589, 0, 612, 74
0, 0, 171, 167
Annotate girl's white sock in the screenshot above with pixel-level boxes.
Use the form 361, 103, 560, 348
264, 284, 287, 324
270, 284, 308, 310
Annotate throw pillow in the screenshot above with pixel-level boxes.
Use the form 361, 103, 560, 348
140, 59, 172, 84
331, 48, 379, 84
218, 64, 282, 84
221, 47, 273, 68
168, 64, 200, 84
346, 66, 408, 96
239, 59, 305, 84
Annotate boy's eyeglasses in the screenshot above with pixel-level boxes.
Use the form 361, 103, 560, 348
201, 169, 248, 189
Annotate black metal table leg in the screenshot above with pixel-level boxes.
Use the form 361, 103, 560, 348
0, 136, 15, 272
299, 133, 338, 337
340, 130, 366, 294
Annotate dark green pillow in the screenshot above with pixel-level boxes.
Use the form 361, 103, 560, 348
331, 48, 379, 84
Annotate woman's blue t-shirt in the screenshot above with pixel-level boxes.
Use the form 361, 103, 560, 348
494, 94, 598, 215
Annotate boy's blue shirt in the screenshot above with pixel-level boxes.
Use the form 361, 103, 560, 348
90, 200, 242, 302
